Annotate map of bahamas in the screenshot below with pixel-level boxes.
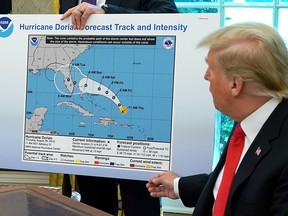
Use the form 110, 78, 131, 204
25, 35, 176, 143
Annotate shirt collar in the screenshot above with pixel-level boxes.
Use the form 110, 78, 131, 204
241, 98, 281, 144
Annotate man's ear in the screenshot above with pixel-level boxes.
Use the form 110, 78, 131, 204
231, 77, 244, 96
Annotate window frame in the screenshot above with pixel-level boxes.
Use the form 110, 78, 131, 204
175, 0, 288, 28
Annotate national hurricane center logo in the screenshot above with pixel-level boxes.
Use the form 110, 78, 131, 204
163, 37, 174, 49
30, 36, 39, 46
0, 17, 14, 38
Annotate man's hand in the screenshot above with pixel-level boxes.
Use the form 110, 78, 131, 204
60, 2, 105, 30
146, 171, 179, 199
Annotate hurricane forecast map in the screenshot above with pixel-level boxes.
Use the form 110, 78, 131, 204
24, 34, 176, 171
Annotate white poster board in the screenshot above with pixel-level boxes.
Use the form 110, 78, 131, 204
0, 14, 219, 180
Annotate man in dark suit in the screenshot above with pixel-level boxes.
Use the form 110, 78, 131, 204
60, 0, 178, 29
147, 22, 288, 216
60, 1, 178, 215
0, 0, 11, 13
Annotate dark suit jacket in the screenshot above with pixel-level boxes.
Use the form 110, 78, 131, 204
0, 0, 11, 13
179, 98, 288, 216
60, 0, 178, 14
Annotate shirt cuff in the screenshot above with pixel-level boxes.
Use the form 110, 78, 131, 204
173, 177, 181, 198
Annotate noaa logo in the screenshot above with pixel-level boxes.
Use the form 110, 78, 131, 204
163, 37, 174, 49
0, 17, 14, 38
30, 36, 39, 46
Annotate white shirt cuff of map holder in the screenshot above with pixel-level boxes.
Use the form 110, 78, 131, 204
174, 177, 180, 198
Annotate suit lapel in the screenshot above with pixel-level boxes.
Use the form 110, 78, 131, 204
230, 99, 288, 195
230, 135, 271, 194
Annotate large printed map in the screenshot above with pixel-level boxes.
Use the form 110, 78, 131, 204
25, 35, 176, 143
0, 14, 217, 179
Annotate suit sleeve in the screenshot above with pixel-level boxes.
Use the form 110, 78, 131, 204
178, 174, 210, 207
107, 0, 178, 14
59, 0, 79, 13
